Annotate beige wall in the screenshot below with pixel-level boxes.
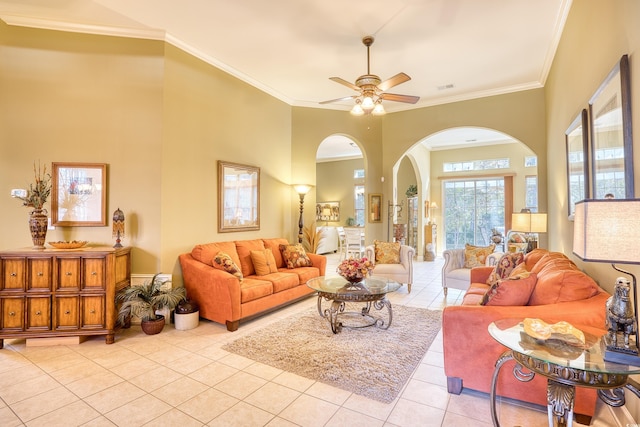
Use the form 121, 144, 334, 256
316, 158, 364, 227
396, 156, 417, 225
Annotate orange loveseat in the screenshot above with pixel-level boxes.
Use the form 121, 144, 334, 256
443, 249, 610, 423
179, 238, 326, 331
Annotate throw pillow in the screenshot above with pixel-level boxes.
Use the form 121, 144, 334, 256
250, 249, 278, 276
279, 244, 313, 269
212, 251, 243, 282
374, 240, 401, 264
480, 273, 538, 306
486, 252, 524, 286
463, 243, 496, 268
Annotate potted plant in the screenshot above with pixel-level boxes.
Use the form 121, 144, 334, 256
116, 273, 186, 335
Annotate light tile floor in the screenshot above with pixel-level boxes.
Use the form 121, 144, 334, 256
0, 253, 627, 426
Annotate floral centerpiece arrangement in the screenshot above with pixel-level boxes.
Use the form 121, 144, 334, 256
337, 257, 374, 282
14, 162, 51, 210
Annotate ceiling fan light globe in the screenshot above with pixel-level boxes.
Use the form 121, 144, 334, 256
351, 104, 365, 116
372, 103, 386, 115
361, 96, 375, 109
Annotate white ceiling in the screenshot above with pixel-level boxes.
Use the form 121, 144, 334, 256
0, 0, 568, 159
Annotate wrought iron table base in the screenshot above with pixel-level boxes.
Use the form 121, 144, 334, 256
490, 350, 640, 427
316, 295, 392, 334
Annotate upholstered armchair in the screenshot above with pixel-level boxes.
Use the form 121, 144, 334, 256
365, 244, 415, 293
442, 248, 502, 296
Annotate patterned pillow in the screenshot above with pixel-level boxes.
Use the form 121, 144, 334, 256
279, 244, 313, 269
212, 251, 243, 282
480, 273, 538, 306
463, 243, 496, 268
486, 252, 524, 286
374, 240, 401, 264
250, 249, 278, 276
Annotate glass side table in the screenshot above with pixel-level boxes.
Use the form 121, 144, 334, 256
488, 319, 640, 427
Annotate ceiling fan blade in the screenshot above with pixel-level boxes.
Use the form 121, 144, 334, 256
329, 77, 360, 92
381, 93, 420, 104
377, 72, 411, 91
319, 95, 357, 105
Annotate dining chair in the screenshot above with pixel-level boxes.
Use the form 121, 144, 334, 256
344, 227, 364, 259
336, 226, 346, 260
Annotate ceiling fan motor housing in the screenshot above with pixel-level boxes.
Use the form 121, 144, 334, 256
355, 74, 382, 89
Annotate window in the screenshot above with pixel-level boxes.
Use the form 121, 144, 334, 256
443, 158, 510, 172
525, 175, 538, 212
354, 185, 365, 226
354, 169, 365, 179
524, 156, 537, 167
443, 178, 505, 249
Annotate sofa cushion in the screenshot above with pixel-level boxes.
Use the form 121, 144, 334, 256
263, 238, 290, 268
486, 252, 524, 286
192, 241, 240, 267
212, 251, 243, 282
279, 244, 313, 268
528, 269, 600, 306
282, 266, 319, 285
235, 239, 266, 277
464, 243, 495, 268
255, 272, 300, 293
374, 240, 401, 264
250, 249, 278, 276
240, 278, 273, 303
530, 252, 571, 274
481, 273, 537, 306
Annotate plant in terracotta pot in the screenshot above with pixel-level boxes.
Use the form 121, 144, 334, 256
116, 273, 186, 335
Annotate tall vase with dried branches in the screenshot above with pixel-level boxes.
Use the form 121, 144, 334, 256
13, 162, 52, 249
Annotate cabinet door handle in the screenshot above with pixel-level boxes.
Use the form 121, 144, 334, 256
90, 309, 96, 314
10, 272, 17, 277
91, 271, 97, 276
37, 272, 43, 276
9, 311, 15, 316
35, 311, 41, 315
66, 272, 72, 276
65, 310, 71, 315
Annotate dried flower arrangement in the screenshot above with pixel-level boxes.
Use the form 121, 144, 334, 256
14, 162, 51, 210
336, 257, 374, 282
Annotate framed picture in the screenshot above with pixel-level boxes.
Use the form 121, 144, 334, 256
218, 161, 260, 232
315, 201, 340, 222
589, 54, 634, 199
368, 193, 382, 223
51, 162, 107, 226
565, 109, 589, 219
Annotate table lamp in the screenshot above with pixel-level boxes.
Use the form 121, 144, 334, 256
573, 199, 640, 365
511, 209, 547, 252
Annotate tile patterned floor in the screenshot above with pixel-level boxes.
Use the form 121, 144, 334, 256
0, 253, 626, 426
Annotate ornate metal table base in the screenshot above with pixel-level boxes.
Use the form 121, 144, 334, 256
490, 350, 640, 427
315, 285, 393, 334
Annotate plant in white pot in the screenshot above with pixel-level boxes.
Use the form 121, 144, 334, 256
116, 273, 186, 335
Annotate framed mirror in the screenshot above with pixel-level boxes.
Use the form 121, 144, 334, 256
589, 54, 634, 199
565, 109, 589, 219
51, 162, 107, 226
218, 161, 260, 232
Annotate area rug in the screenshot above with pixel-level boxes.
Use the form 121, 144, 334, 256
222, 304, 442, 403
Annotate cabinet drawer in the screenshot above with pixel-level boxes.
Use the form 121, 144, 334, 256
27, 296, 51, 330
81, 295, 105, 329
1, 297, 24, 331
28, 258, 52, 290
83, 258, 105, 289
56, 258, 81, 290
1, 258, 25, 291
54, 296, 79, 330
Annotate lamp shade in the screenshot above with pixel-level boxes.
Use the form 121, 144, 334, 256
573, 199, 640, 264
293, 184, 311, 195
511, 212, 547, 233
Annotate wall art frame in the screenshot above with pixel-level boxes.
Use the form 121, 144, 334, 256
218, 161, 260, 232
588, 54, 634, 199
51, 162, 107, 226
368, 193, 382, 223
315, 201, 340, 222
565, 109, 589, 219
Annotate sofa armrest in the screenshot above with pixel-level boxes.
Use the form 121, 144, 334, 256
470, 266, 494, 284
364, 245, 374, 263
307, 253, 327, 276
178, 253, 242, 323
399, 245, 415, 267
486, 251, 503, 266
442, 249, 464, 275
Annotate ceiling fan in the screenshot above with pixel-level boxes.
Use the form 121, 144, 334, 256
320, 35, 420, 116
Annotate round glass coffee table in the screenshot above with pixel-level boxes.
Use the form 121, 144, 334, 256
306, 276, 401, 334
488, 319, 640, 427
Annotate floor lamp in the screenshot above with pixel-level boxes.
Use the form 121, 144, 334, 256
294, 184, 311, 244
573, 199, 640, 365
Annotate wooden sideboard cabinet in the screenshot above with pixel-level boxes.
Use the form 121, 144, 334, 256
0, 246, 131, 348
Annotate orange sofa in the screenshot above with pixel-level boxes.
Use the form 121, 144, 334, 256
179, 238, 326, 331
443, 249, 610, 423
